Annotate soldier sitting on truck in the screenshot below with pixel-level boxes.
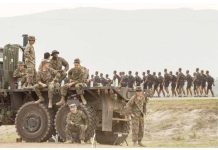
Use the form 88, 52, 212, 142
65, 102, 88, 144
34, 59, 61, 108
13, 61, 27, 88
56, 58, 87, 106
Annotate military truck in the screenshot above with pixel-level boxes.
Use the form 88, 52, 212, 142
0, 35, 136, 145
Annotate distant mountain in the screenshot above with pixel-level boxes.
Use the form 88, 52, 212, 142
0, 8, 217, 77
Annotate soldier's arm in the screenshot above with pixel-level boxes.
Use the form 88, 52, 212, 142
66, 112, 72, 124
81, 111, 88, 125
61, 57, 69, 72
13, 70, 20, 78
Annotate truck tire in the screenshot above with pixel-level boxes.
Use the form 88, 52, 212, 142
55, 104, 96, 142
96, 121, 130, 145
15, 102, 53, 142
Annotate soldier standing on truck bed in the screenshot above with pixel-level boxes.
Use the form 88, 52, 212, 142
99, 73, 106, 86
125, 86, 147, 147
24, 36, 36, 88
34, 59, 60, 108
56, 58, 87, 106
65, 103, 88, 144
13, 61, 27, 88
120, 72, 128, 87
49, 50, 69, 83
105, 74, 112, 87
93, 71, 100, 87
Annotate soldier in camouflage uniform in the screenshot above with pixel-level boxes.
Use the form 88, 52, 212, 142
100, 73, 106, 86
56, 58, 87, 106
65, 103, 88, 144
157, 72, 165, 97
193, 72, 197, 96
93, 71, 100, 87
152, 72, 158, 97
195, 68, 201, 96
125, 86, 147, 147
135, 72, 142, 87
146, 70, 153, 90
34, 59, 60, 108
185, 70, 193, 96
113, 70, 121, 86
163, 69, 171, 97
105, 74, 112, 86
142, 72, 147, 90
200, 70, 207, 96
13, 61, 27, 88
177, 68, 186, 97
49, 50, 69, 82
205, 71, 215, 97
24, 36, 36, 88
169, 71, 177, 97
128, 71, 135, 89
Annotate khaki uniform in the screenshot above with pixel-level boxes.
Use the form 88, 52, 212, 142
13, 68, 27, 87
65, 110, 88, 141
50, 57, 69, 82
61, 67, 86, 96
34, 68, 60, 103
24, 43, 36, 85
126, 95, 147, 143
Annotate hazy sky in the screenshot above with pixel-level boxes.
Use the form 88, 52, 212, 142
0, 0, 218, 17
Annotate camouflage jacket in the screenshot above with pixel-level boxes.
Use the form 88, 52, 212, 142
67, 67, 85, 84
24, 43, 35, 65
66, 110, 88, 126
186, 74, 193, 84
177, 72, 185, 83
164, 73, 171, 83
128, 75, 135, 87
126, 95, 147, 117
36, 68, 58, 84
94, 75, 101, 86
13, 68, 26, 78
50, 57, 69, 71
100, 76, 107, 86
135, 75, 142, 86
157, 75, 164, 85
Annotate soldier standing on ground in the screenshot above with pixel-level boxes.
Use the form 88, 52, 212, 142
185, 70, 193, 96
135, 72, 142, 87
170, 71, 177, 97
142, 72, 147, 90
205, 71, 215, 97
125, 86, 147, 147
49, 50, 69, 82
193, 72, 197, 96
120, 72, 128, 87
24, 36, 36, 88
152, 72, 158, 97
65, 103, 88, 144
157, 72, 165, 97
195, 68, 201, 96
56, 58, 87, 106
146, 70, 153, 91
163, 69, 171, 97
13, 61, 27, 88
128, 71, 135, 89
200, 70, 207, 96
34, 59, 60, 108
177, 68, 186, 97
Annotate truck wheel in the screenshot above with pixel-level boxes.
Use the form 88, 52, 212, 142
55, 105, 96, 142
15, 102, 53, 142
96, 121, 130, 145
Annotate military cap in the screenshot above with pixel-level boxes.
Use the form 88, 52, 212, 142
135, 86, 142, 92
28, 36, 35, 41
74, 58, 80, 64
41, 59, 50, 66
51, 50, 59, 56
17, 61, 24, 66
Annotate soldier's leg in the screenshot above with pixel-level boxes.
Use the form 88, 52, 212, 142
56, 84, 69, 106
79, 125, 86, 142
65, 123, 74, 143
138, 116, 145, 147
48, 82, 60, 108
75, 83, 87, 105
26, 63, 35, 88
131, 117, 139, 144
58, 71, 67, 83
34, 84, 45, 103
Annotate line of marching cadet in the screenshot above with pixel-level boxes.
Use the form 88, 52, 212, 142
88, 68, 215, 97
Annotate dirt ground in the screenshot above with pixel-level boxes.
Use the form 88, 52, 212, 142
0, 98, 218, 148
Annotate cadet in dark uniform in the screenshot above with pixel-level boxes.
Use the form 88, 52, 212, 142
163, 69, 171, 97
146, 70, 153, 90
205, 71, 215, 97
152, 72, 158, 97
93, 71, 100, 87
170, 71, 177, 97
128, 71, 135, 89
135, 72, 142, 87
142, 72, 147, 90
200, 70, 207, 96
185, 70, 193, 96
65, 103, 88, 144
158, 72, 165, 97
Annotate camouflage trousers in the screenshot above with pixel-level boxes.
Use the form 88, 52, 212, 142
25, 62, 36, 85
57, 71, 67, 83
34, 82, 60, 100
131, 116, 144, 142
65, 123, 86, 141
61, 83, 87, 96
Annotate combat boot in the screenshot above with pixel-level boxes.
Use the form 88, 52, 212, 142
35, 96, 45, 104
56, 97, 65, 106
80, 95, 87, 105
138, 141, 146, 147
81, 140, 85, 144
48, 99, 52, 108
